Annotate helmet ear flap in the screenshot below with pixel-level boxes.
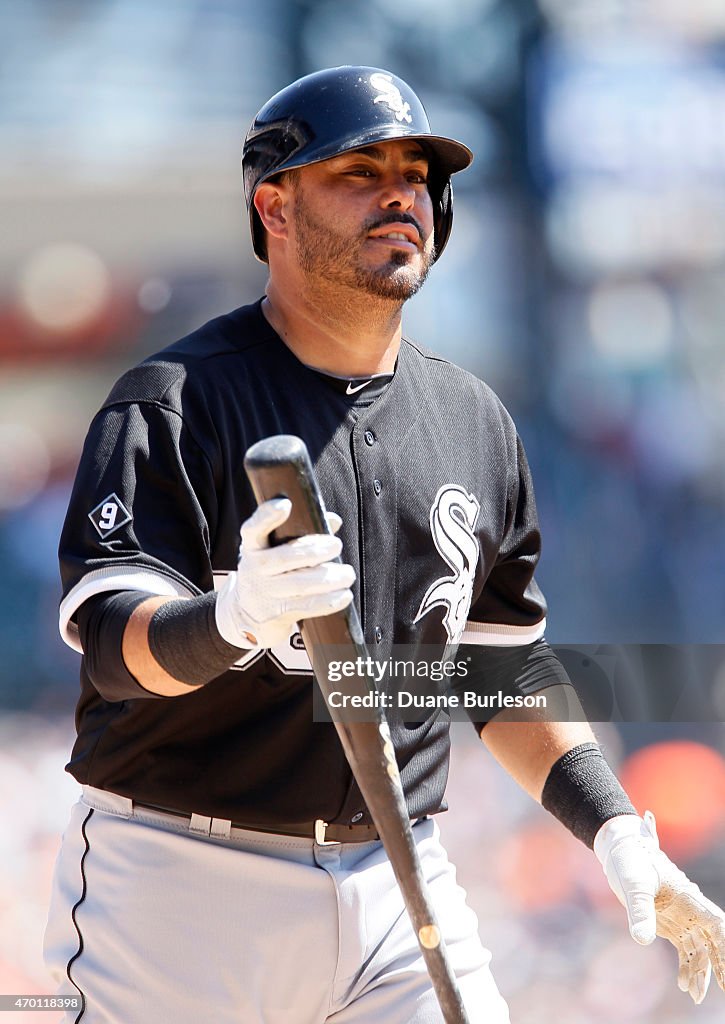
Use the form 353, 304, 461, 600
250, 207, 268, 263
433, 179, 454, 261
420, 148, 453, 261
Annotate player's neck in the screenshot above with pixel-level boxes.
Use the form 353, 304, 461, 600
262, 281, 403, 378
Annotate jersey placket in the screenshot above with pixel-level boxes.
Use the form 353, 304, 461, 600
350, 414, 397, 652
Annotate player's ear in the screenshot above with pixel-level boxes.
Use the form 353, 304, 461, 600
253, 179, 292, 246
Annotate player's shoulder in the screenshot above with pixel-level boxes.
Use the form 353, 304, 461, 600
400, 335, 514, 428
101, 300, 269, 410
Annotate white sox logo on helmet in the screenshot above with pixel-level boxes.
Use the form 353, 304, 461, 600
414, 485, 481, 643
370, 72, 413, 124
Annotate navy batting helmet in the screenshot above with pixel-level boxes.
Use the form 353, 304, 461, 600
242, 66, 473, 263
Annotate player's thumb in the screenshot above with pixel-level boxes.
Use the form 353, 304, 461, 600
241, 498, 292, 550
624, 889, 657, 945
325, 511, 343, 535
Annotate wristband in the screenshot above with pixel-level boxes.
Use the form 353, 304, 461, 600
148, 591, 250, 686
541, 742, 637, 849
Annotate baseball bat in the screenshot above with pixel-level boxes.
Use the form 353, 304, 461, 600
244, 434, 470, 1024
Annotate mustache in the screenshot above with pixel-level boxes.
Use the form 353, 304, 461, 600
364, 212, 423, 242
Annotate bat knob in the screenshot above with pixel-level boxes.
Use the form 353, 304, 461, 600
244, 435, 309, 472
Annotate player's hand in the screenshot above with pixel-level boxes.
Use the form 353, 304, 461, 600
594, 811, 725, 1003
215, 498, 355, 649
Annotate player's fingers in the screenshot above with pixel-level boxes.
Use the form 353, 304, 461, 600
700, 901, 725, 991
266, 562, 356, 599
284, 588, 354, 621
256, 534, 343, 575
661, 891, 725, 994
692, 961, 712, 1004
250, 587, 354, 646
240, 498, 292, 550
710, 941, 725, 993
675, 932, 711, 1004
325, 511, 343, 535
684, 933, 710, 1004
702, 919, 725, 993
676, 942, 690, 994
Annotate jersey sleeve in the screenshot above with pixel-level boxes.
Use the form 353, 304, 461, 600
59, 397, 218, 653
463, 432, 547, 647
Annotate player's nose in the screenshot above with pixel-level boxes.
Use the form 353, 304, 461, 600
378, 172, 417, 211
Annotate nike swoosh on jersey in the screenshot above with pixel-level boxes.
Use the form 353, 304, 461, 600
346, 379, 373, 394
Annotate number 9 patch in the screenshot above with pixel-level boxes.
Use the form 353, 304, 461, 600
88, 493, 132, 538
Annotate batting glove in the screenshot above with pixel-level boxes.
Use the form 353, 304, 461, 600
215, 497, 355, 649
594, 810, 725, 1003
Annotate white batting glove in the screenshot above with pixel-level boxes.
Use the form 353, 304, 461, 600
215, 498, 354, 649
594, 811, 725, 1004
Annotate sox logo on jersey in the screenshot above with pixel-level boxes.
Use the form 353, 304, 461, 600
414, 485, 481, 644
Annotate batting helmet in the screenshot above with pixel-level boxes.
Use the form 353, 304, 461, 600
242, 66, 473, 263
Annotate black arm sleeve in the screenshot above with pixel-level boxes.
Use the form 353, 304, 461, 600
77, 589, 249, 700
76, 591, 159, 702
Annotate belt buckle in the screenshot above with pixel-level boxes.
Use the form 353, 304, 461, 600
314, 819, 339, 845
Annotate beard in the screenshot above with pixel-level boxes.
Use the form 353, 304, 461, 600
292, 189, 434, 302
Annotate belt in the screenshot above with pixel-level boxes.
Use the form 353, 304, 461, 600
135, 801, 382, 845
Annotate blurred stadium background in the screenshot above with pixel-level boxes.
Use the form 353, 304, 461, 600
1, 1, 725, 1021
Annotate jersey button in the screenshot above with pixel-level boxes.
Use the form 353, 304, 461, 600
364, 430, 375, 446
374, 626, 383, 643
373, 479, 382, 495
351, 812, 364, 823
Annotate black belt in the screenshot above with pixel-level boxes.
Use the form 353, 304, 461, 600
245, 819, 382, 844
136, 802, 383, 844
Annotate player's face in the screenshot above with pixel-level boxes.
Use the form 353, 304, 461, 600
289, 140, 436, 301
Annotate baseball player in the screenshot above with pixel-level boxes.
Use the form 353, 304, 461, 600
46, 67, 725, 1023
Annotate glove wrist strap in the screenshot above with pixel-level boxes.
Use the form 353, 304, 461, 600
593, 813, 648, 866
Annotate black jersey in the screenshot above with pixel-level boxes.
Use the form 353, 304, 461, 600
58, 299, 550, 825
